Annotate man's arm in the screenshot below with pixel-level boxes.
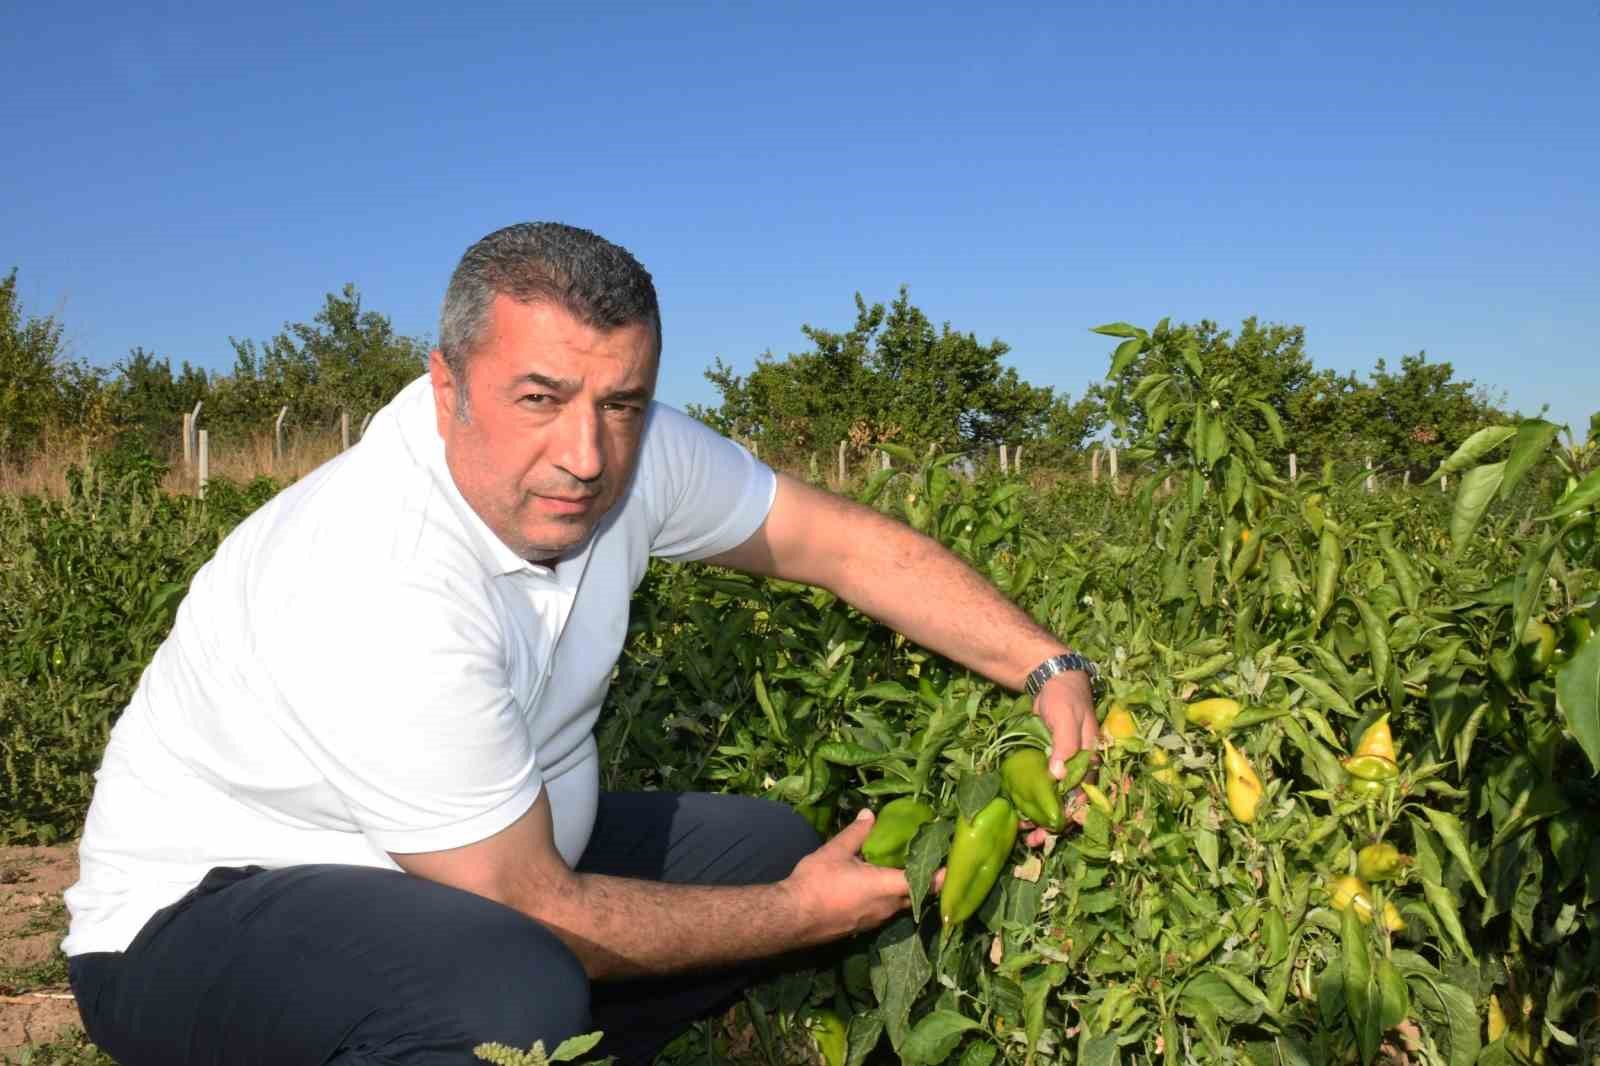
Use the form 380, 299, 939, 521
390, 792, 907, 980
703, 473, 1098, 773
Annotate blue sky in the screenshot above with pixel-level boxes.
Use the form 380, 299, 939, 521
5, 1, 1597, 438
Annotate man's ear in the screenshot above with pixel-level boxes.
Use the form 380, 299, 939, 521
429, 349, 461, 429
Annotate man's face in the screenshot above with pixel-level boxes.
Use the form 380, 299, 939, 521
430, 295, 658, 562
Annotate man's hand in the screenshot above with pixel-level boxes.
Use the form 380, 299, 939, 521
1022, 669, 1098, 847
783, 809, 924, 944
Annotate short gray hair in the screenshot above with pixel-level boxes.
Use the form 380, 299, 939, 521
438, 222, 661, 380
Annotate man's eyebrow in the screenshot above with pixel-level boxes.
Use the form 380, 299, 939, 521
604, 385, 654, 405
512, 371, 577, 393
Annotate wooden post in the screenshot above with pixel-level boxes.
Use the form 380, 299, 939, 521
999, 443, 1008, 476
1288, 452, 1298, 482
1091, 449, 1101, 484
197, 429, 210, 499
837, 441, 846, 484
1441, 474, 1448, 492
1014, 445, 1023, 474
274, 406, 288, 464
182, 413, 193, 469
809, 454, 819, 481
359, 412, 375, 439
1366, 457, 1375, 494
340, 411, 351, 452
1108, 446, 1119, 482
880, 449, 890, 472
1403, 470, 1411, 488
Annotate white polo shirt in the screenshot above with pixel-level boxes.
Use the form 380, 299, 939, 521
62, 374, 776, 956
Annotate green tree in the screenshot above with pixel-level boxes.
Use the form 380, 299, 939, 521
109, 347, 210, 454
0, 269, 111, 459
214, 284, 427, 441
692, 288, 1064, 463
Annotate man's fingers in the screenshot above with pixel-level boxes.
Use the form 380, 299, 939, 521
830, 808, 876, 856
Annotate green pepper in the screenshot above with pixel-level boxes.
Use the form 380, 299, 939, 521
1059, 749, 1093, 792
807, 1008, 848, 1066
860, 797, 935, 868
1357, 842, 1408, 882
940, 797, 1018, 930
1375, 959, 1410, 1030
1000, 748, 1064, 831
1518, 619, 1558, 677
1261, 908, 1289, 966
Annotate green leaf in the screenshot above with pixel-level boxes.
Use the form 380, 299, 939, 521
1108, 337, 1144, 378
1092, 322, 1142, 339
1419, 878, 1476, 962
870, 917, 932, 1050
855, 681, 914, 703
1340, 907, 1379, 1065
1543, 465, 1600, 519
549, 1031, 606, 1061
1077, 1032, 1121, 1066
1414, 980, 1481, 1066
1448, 461, 1505, 558
905, 818, 954, 924
1421, 808, 1489, 899
1555, 631, 1600, 774
846, 1013, 885, 1066
900, 1010, 984, 1064
1498, 419, 1560, 501
1349, 596, 1391, 695
1248, 399, 1287, 447
1426, 425, 1515, 483
956, 1041, 998, 1066
956, 771, 1001, 822
1290, 672, 1357, 719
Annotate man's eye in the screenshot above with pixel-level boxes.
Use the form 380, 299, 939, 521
521, 394, 552, 406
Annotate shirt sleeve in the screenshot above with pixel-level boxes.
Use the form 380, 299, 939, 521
638, 403, 778, 562
256, 567, 542, 855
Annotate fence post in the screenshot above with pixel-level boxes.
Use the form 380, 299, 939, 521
880, 449, 890, 472
999, 443, 1008, 476
838, 441, 846, 484
1403, 470, 1411, 488
182, 413, 193, 470
1108, 446, 1119, 483
274, 406, 288, 464
1289, 452, 1298, 482
1441, 474, 1448, 492
340, 411, 351, 452
1091, 449, 1101, 484
197, 429, 210, 499
809, 453, 819, 482
1014, 445, 1023, 474
1366, 457, 1375, 494
360, 412, 375, 440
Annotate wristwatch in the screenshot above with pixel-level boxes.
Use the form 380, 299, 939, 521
1024, 652, 1102, 697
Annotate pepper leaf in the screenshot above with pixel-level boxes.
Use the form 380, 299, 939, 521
905, 818, 954, 924
1555, 632, 1600, 774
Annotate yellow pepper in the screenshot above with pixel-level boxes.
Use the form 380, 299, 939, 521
1222, 739, 1263, 824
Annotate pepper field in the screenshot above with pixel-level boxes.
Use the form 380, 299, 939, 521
3, 323, 1599, 1065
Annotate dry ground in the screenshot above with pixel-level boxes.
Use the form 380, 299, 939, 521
0, 844, 83, 1056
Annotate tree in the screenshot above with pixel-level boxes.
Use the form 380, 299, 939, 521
214, 285, 427, 441
692, 288, 1066, 463
0, 269, 110, 460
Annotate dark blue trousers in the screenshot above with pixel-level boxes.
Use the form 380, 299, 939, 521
67, 792, 820, 1066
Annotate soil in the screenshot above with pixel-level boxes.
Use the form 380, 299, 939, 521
0, 844, 83, 1054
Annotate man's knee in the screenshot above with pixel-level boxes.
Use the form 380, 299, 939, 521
448, 917, 593, 1050
742, 797, 823, 881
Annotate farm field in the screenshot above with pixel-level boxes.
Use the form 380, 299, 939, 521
2, 326, 1598, 1065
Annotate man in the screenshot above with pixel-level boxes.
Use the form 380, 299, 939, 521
63, 223, 1097, 1065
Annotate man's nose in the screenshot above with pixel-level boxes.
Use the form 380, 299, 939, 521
552, 404, 605, 484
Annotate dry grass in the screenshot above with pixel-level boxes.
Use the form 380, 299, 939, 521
0, 429, 346, 500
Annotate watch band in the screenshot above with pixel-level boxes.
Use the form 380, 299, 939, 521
1024, 652, 1101, 696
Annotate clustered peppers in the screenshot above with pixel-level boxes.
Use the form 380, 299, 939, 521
940, 796, 1019, 930
860, 797, 935, 869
